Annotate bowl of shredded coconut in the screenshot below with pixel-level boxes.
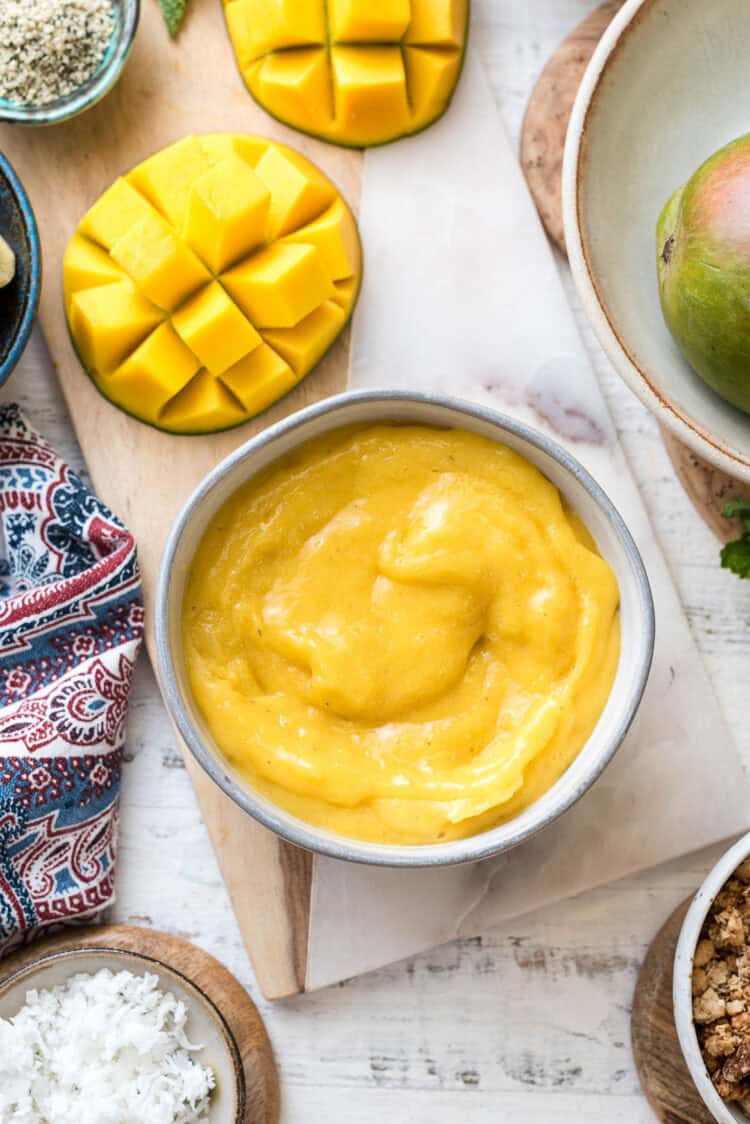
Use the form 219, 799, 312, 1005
0, 949, 244, 1122
0, 0, 139, 125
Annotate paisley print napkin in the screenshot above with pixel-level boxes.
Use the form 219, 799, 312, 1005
0, 405, 143, 953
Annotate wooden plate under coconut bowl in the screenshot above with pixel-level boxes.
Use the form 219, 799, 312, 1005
0, 925, 280, 1123
522, 0, 750, 539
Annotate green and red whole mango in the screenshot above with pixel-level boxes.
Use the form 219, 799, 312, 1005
658, 133, 750, 415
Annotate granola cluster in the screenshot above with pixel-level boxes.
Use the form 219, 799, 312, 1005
693, 858, 750, 1110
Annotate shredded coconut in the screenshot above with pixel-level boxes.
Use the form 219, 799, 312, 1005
0, 0, 116, 107
0, 968, 216, 1123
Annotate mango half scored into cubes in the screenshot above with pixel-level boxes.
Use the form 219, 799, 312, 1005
63, 134, 362, 434
224, 0, 469, 147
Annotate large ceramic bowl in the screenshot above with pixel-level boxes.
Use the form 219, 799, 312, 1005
0, 0, 139, 126
0, 156, 41, 386
674, 832, 750, 1123
156, 390, 655, 867
564, 0, 750, 484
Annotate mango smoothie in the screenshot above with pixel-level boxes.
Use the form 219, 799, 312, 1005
182, 425, 621, 845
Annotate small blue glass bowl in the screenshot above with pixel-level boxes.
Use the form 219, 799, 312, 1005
0, 157, 41, 387
0, 0, 140, 126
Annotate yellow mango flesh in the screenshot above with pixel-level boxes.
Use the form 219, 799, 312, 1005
282, 200, 359, 281
225, 0, 469, 146
63, 236, 123, 309
69, 281, 162, 374
262, 300, 346, 373
64, 134, 362, 434
252, 50, 333, 139
108, 324, 201, 423
110, 211, 210, 311
183, 154, 271, 273
242, 0, 325, 58
328, 0, 410, 42
183, 426, 621, 845
221, 344, 297, 413
222, 242, 334, 328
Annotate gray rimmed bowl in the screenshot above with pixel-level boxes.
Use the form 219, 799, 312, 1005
674, 832, 750, 1122
0, 0, 139, 126
564, 0, 750, 484
155, 390, 655, 868
0, 946, 242, 1122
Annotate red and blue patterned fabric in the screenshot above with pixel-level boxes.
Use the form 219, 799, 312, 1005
0, 405, 143, 954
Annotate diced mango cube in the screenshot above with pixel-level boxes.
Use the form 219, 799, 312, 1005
79, 179, 159, 251
405, 0, 467, 46
70, 282, 163, 374
172, 281, 261, 375
108, 324, 201, 421
254, 145, 333, 237
222, 242, 333, 328
220, 343, 297, 414
252, 49, 332, 137
224, 0, 253, 68
404, 46, 462, 128
184, 155, 271, 273
200, 134, 267, 169
110, 211, 210, 311
331, 275, 358, 311
328, 0, 409, 42
130, 137, 212, 229
233, 136, 270, 167
198, 134, 240, 166
159, 369, 247, 433
243, 0, 326, 59
63, 236, 125, 310
262, 299, 346, 373
282, 199, 358, 281
331, 47, 409, 146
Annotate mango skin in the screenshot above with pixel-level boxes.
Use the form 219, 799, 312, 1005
657, 133, 750, 415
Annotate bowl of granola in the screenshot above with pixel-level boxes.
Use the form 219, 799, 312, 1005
674, 833, 750, 1121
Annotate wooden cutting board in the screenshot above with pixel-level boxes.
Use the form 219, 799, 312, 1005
0, 0, 362, 1000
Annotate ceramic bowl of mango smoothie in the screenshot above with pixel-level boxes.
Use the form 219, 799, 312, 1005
156, 391, 654, 866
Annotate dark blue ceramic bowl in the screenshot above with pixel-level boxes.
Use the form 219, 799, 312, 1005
0, 156, 41, 386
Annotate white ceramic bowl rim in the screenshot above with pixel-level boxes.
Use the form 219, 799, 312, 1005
674, 832, 750, 1123
562, 0, 750, 484
155, 388, 655, 868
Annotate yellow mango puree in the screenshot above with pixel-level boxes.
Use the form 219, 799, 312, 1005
183, 425, 621, 845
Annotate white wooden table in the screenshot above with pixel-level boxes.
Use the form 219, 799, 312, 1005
4, 1, 749, 1119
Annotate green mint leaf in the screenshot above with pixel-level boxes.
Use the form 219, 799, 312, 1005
722, 498, 750, 533
720, 534, 750, 579
160, 0, 188, 37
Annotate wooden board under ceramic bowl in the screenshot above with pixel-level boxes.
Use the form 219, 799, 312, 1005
0, 924, 279, 1122
520, 0, 750, 540
631, 900, 713, 1123
0, 0, 362, 999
